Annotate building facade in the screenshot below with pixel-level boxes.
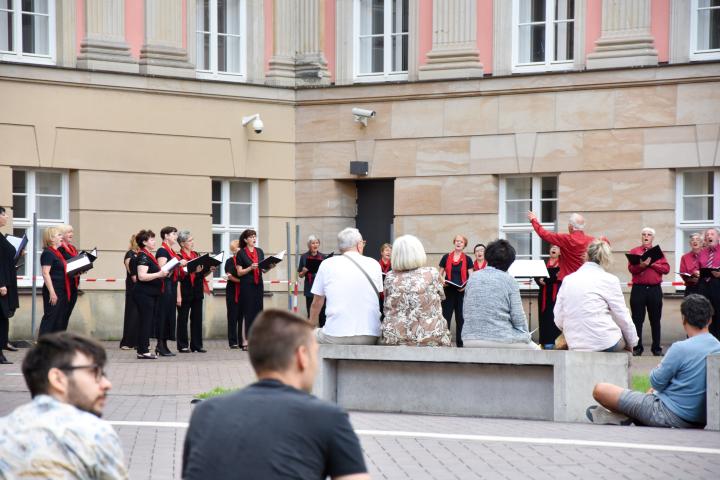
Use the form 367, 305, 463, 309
1, 0, 719, 342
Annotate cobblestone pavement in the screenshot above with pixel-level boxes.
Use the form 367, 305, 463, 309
1, 341, 719, 479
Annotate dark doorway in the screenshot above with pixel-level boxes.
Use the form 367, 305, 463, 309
356, 180, 394, 260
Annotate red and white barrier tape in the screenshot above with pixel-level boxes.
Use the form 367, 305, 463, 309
18, 276, 290, 285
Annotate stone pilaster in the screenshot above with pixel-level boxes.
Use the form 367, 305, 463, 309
266, 0, 330, 87
586, 0, 658, 69
139, 0, 194, 77
77, 0, 138, 73
419, 0, 483, 80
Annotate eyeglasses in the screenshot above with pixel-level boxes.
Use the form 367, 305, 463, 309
59, 364, 107, 382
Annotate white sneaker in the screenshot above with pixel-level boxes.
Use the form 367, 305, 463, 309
586, 405, 632, 425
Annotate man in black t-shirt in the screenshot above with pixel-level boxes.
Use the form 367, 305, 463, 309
182, 309, 369, 480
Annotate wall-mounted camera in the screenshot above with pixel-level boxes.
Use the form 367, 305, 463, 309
242, 114, 264, 134
352, 108, 376, 127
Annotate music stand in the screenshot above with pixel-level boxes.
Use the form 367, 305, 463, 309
507, 260, 549, 340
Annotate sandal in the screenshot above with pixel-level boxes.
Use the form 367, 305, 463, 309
137, 352, 158, 360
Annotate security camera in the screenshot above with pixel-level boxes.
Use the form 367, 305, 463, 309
242, 114, 264, 134
352, 108, 376, 127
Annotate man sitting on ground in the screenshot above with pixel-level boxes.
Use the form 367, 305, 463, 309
587, 294, 720, 428
0, 332, 127, 478
182, 309, 369, 480
310, 227, 383, 345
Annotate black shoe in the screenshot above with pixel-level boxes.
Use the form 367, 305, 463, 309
4, 343, 18, 352
155, 346, 175, 357
191, 348, 207, 353
632, 347, 644, 357
137, 352, 158, 360
178, 347, 190, 353
652, 349, 664, 357
0, 353, 12, 365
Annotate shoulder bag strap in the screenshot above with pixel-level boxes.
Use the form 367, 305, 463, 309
343, 254, 381, 296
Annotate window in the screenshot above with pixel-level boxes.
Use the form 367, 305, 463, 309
0, 0, 56, 65
512, 0, 574, 72
500, 176, 558, 259
691, 0, 720, 61
354, 0, 408, 82
12, 169, 69, 285
212, 179, 258, 282
196, 0, 246, 80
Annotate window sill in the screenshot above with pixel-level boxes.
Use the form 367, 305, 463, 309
0, 54, 55, 66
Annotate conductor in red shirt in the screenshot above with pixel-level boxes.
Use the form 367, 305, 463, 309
526, 211, 593, 281
628, 227, 670, 357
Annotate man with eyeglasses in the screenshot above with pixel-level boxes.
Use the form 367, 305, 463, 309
0, 332, 128, 479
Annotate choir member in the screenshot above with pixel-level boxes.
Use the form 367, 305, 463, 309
120, 234, 139, 350
235, 229, 268, 341
439, 234, 473, 347
472, 243, 487, 271
526, 211, 593, 281
534, 245, 562, 349
225, 240, 242, 349
156, 226, 184, 356
378, 243, 392, 317
39, 226, 70, 336
176, 230, 211, 353
0, 206, 19, 364
133, 229, 169, 360
58, 225, 79, 331
627, 227, 670, 357
698, 227, 720, 341
297, 235, 326, 327
679, 233, 703, 297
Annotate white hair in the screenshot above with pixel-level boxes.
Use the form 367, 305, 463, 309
307, 234, 320, 248
177, 230, 192, 245
337, 227, 363, 252
641, 227, 655, 236
568, 213, 585, 231
391, 235, 427, 272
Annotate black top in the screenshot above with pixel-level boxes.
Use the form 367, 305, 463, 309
534, 266, 560, 289
224, 257, 241, 302
439, 253, 474, 287
297, 251, 325, 298
40, 249, 67, 288
134, 251, 162, 296
179, 251, 206, 300
0, 234, 19, 318
182, 379, 367, 480
58, 245, 79, 291
124, 250, 137, 289
235, 248, 265, 288
157, 246, 180, 287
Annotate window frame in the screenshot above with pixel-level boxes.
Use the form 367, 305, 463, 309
195, 0, 247, 82
0, 0, 56, 65
499, 175, 558, 261
511, 0, 576, 73
353, 0, 409, 83
690, 0, 720, 61
211, 178, 258, 287
12, 169, 69, 287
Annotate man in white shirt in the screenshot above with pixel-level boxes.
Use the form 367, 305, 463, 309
310, 228, 382, 344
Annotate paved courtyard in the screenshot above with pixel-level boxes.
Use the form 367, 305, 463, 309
1, 340, 719, 479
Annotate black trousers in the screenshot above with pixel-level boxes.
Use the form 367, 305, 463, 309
133, 290, 159, 355
227, 296, 241, 346
39, 286, 68, 336
305, 296, 326, 328
699, 278, 720, 341
60, 284, 78, 331
240, 282, 263, 338
441, 287, 465, 347
630, 284, 663, 352
157, 280, 177, 342
684, 284, 699, 297
120, 285, 139, 348
0, 310, 8, 348
177, 294, 204, 351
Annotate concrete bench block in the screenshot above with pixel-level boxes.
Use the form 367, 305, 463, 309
708, 354, 720, 431
314, 345, 629, 423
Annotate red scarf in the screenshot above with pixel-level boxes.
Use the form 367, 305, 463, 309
473, 259, 487, 271
231, 256, 240, 303
541, 260, 560, 313
161, 242, 182, 282
445, 251, 468, 286
379, 258, 391, 273
141, 248, 164, 293
60, 242, 80, 288
48, 247, 72, 301
245, 247, 260, 285
180, 249, 199, 286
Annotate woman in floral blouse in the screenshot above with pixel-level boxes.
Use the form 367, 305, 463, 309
380, 235, 451, 346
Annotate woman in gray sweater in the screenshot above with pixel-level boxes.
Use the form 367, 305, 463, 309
462, 239, 539, 349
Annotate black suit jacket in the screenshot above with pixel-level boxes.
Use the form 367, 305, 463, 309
0, 234, 20, 318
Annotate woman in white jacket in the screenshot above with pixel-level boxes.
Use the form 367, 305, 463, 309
554, 239, 639, 352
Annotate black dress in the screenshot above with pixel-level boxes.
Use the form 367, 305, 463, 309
534, 265, 562, 346
39, 248, 69, 336
297, 251, 326, 327
225, 256, 242, 347
439, 253, 473, 347
177, 251, 206, 352
120, 250, 139, 348
236, 247, 265, 338
0, 234, 20, 349
58, 244, 79, 332
133, 250, 163, 355
156, 246, 179, 343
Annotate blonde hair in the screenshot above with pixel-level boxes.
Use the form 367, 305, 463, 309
587, 239, 612, 269
391, 235, 427, 271
58, 224, 73, 234
453, 234, 468, 248
380, 243, 392, 254
43, 226, 63, 248
128, 234, 138, 251
229, 239, 240, 253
